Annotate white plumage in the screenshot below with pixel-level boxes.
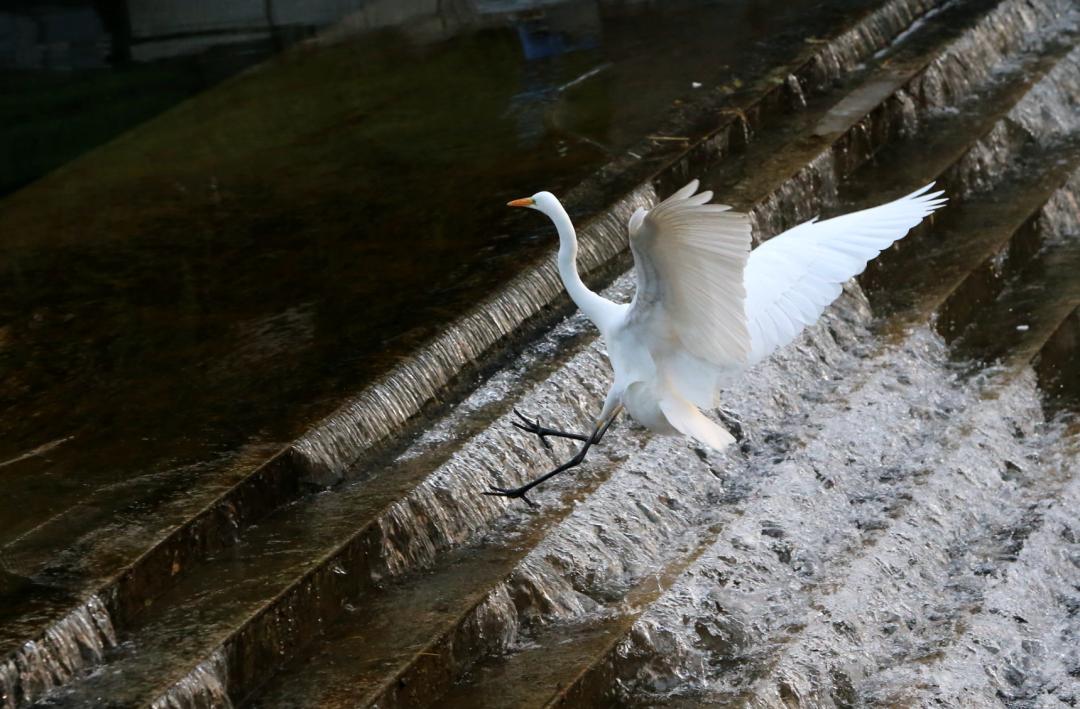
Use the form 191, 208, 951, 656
488, 181, 946, 503
743, 183, 945, 364
628, 182, 752, 367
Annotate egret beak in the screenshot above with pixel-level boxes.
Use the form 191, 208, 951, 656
507, 197, 535, 208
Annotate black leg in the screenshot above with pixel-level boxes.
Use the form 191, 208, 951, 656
485, 413, 619, 507
511, 409, 591, 447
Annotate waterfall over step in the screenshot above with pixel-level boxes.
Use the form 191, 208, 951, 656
4, 1, 1079, 707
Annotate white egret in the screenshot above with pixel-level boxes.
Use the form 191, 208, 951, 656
486, 180, 946, 505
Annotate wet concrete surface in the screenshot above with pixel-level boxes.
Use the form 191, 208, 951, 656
0, 0, 897, 596
3, 0, 1079, 706
242, 0, 1080, 705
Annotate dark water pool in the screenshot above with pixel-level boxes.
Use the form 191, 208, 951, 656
0, 0, 885, 577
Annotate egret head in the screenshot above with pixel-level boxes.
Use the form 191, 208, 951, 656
507, 191, 562, 219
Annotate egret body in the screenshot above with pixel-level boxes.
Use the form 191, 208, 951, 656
487, 181, 946, 505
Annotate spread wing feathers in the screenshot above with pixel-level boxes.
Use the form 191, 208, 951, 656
744, 183, 947, 365
628, 179, 753, 367
659, 394, 736, 451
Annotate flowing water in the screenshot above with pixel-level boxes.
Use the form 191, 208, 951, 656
0, 595, 114, 709
3, 0, 1079, 706
252, 1, 1080, 704
3, 0, 935, 637
0, 0, 907, 593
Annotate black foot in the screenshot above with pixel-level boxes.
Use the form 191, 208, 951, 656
511, 409, 551, 448
483, 485, 539, 508
511, 409, 590, 446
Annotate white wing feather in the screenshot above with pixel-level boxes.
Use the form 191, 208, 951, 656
627, 179, 753, 368
618, 180, 943, 447
659, 394, 736, 451
744, 183, 947, 364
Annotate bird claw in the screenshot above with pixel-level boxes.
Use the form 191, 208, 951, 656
482, 485, 539, 508
511, 408, 552, 448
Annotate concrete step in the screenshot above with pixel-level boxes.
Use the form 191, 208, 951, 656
1, 3, 954, 706
15, 0, 1080, 706
421, 31, 1080, 709
252, 494, 714, 709
712, 368, 1072, 706
869, 139, 1080, 338
431, 307, 1063, 707
28, 331, 619, 707
1034, 305, 1080, 412
240, 1, 1080, 705
707, 0, 1078, 237
250, 280, 933, 709
953, 191, 1080, 373
454, 206, 1079, 708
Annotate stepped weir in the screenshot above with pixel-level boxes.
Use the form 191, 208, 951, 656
2, 0, 1079, 706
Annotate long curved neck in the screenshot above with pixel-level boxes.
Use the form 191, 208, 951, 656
548, 203, 612, 329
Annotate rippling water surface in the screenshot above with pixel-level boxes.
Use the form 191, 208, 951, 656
0, 0, 890, 585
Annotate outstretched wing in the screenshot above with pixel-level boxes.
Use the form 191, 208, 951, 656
744, 183, 947, 365
627, 179, 753, 369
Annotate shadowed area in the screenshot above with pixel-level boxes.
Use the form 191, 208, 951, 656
0, 0, 886, 597
3, 0, 1079, 706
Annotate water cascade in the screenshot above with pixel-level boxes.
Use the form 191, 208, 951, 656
5, 0, 1079, 706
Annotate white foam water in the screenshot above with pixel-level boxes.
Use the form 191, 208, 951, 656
0, 595, 116, 709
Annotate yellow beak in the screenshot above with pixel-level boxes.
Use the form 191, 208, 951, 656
507, 197, 535, 208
